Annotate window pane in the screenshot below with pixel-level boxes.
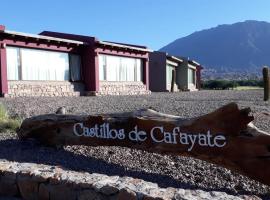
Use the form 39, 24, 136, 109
7, 47, 20, 80
188, 68, 195, 84
70, 54, 81, 81
99, 55, 105, 81
119, 58, 127, 81
136, 59, 142, 81
21, 48, 69, 81
166, 65, 174, 85
99, 54, 143, 82
124, 57, 135, 81
106, 55, 119, 81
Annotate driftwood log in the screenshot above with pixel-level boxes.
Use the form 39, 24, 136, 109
17, 103, 270, 186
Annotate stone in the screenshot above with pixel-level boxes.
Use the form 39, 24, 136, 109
7, 81, 82, 97
117, 188, 137, 200
56, 107, 66, 114
98, 81, 150, 96
0, 174, 19, 196
100, 185, 119, 195
78, 189, 107, 200
143, 196, 164, 200
17, 175, 39, 200
49, 184, 76, 200
38, 183, 50, 200
240, 195, 262, 200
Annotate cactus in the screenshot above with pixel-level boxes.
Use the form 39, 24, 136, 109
263, 66, 270, 101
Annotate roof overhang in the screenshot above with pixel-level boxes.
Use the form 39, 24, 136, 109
167, 55, 183, 63
188, 64, 197, 70
98, 41, 152, 52
188, 60, 201, 67
2, 30, 86, 46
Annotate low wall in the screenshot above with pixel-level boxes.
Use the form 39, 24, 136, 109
7, 81, 85, 97
97, 81, 151, 96
0, 161, 250, 200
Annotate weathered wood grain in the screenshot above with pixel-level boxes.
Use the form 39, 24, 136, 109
17, 103, 270, 186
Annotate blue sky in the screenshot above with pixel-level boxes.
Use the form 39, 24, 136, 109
1, 0, 270, 50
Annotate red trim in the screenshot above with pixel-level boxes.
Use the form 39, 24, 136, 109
196, 66, 203, 90
0, 46, 8, 95
94, 53, 99, 91
0, 25, 5, 32
144, 58, 149, 90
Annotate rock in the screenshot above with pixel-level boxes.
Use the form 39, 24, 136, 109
38, 183, 50, 200
117, 188, 137, 200
17, 175, 39, 200
49, 185, 76, 200
0, 173, 19, 196
100, 185, 119, 195
55, 107, 66, 114
143, 195, 164, 200
240, 195, 262, 200
78, 189, 106, 200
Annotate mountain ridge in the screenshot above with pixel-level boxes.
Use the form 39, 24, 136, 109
160, 20, 270, 75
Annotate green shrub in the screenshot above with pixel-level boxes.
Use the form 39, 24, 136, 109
202, 79, 262, 90
0, 103, 8, 120
0, 103, 21, 132
202, 80, 239, 90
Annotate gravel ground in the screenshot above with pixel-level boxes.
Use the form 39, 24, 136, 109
0, 90, 269, 198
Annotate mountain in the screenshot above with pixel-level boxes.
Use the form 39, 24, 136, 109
160, 20, 270, 79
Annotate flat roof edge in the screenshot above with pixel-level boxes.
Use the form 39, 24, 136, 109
166, 55, 183, 63
3, 30, 86, 45
98, 41, 153, 52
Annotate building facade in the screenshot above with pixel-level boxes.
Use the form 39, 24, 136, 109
0, 25, 151, 97
149, 51, 202, 92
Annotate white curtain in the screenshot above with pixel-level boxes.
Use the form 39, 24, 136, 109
106, 55, 119, 81
188, 68, 195, 84
21, 48, 69, 81
6, 47, 20, 80
99, 55, 106, 81
119, 58, 127, 81
135, 59, 142, 81
167, 65, 174, 85
70, 54, 81, 81
99, 54, 143, 82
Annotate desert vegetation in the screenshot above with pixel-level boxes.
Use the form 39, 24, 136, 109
0, 103, 21, 132
202, 79, 263, 90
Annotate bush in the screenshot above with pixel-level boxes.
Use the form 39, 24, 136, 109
0, 103, 21, 132
0, 103, 8, 120
237, 80, 263, 87
202, 79, 263, 90
202, 80, 239, 90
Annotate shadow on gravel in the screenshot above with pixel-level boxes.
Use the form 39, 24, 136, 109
0, 138, 265, 198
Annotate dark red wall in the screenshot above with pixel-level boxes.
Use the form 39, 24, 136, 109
0, 29, 150, 95
149, 52, 167, 92
196, 66, 203, 90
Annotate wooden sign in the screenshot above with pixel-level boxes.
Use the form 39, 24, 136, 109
17, 103, 270, 186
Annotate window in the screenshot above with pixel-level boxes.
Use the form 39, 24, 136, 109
7, 47, 20, 80
6, 46, 81, 81
21, 48, 69, 81
98, 54, 142, 82
188, 68, 196, 84
166, 64, 175, 85
70, 54, 82, 81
